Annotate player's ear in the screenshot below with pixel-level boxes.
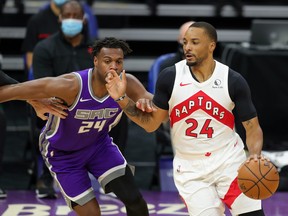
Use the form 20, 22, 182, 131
209, 41, 216, 52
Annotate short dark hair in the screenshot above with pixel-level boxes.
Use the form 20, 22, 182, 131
60, 0, 84, 16
91, 37, 133, 57
191, 22, 218, 43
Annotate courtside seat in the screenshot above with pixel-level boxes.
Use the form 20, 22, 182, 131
148, 53, 175, 94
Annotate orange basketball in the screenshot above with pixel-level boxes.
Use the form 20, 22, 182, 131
237, 159, 279, 200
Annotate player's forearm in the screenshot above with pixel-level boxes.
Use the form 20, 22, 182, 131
244, 118, 263, 156
0, 81, 51, 102
246, 132, 263, 156
116, 95, 159, 133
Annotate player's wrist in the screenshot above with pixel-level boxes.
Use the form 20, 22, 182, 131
114, 93, 127, 102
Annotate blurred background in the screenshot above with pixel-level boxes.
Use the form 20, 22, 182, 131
0, 0, 288, 192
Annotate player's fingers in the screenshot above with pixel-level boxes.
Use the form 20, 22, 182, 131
246, 154, 258, 163
121, 70, 126, 82
259, 154, 270, 162
105, 72, 113, 83
50, 107, 68, 119
50, 98, 68, 110
136, 99, 153, 112
37, 113, 48, 121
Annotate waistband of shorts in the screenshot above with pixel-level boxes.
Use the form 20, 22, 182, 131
175, 145, 230, 160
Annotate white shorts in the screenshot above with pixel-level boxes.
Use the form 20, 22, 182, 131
173, 143, 262, 216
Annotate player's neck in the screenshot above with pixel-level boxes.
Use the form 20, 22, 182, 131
191, 60, 215, 83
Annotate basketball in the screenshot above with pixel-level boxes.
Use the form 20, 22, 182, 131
237, 159, 280, 200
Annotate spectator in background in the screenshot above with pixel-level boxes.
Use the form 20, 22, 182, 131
215, 0, 243, 17
157, 21, 194, 75
22, 0, 67, 71
21, 0, 98, 72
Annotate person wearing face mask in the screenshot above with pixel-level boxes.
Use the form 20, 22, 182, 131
157, 21, 195, 75
22, 0, 68, 72
21, 0, 97, 72
33, 1, 92, 78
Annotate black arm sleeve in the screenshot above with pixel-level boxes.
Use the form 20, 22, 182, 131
228, 69, 257, 121
0, 70, 19, 86
152, 66, 176, 110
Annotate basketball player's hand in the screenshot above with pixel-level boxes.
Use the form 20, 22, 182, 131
245, 154, 269, 163
105, 70, 127, 100
136, 98, 157, 113
27, 98, 68, 120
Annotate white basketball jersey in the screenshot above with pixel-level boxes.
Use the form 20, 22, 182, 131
169, 60, 244, 158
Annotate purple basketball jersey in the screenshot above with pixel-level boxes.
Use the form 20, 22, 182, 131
40, 68, 123, 151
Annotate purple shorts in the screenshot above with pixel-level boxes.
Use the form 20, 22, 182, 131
43, 140, 126, 208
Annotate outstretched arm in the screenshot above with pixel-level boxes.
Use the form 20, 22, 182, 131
0, 74, 79, 106
106, 70, 168, 132
1, 70, 69, 119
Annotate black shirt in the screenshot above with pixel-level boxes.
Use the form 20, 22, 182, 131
0, 70, 18, 86
22, 6, 59, 53
33, 32, 93, 78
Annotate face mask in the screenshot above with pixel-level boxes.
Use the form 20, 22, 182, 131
61, 19, 83, 37
53, 0, 68, 7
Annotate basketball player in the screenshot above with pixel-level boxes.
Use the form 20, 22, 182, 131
0, 38, 150, 216
106, 22, 266, 216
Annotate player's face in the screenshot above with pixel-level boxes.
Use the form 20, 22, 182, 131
183, 27, 215, 67
94, 47, 124, 82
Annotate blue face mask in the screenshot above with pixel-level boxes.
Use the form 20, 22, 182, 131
53, 0, 68, 7
61, 19, 83, 37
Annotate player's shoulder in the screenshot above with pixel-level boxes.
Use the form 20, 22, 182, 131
28, 8, 48, 24
159, 65, 176, 78
125, 72, 136, 81
228, 68, 247, 85
125, 72, 142, 86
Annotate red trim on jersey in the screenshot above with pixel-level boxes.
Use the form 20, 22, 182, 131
170, 90, 234, 129
179, 194, 188, 210
38, 33, 50, 39
221, 177, 242, 209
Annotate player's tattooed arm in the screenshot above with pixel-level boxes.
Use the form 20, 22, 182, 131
122, 97, 151, 124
